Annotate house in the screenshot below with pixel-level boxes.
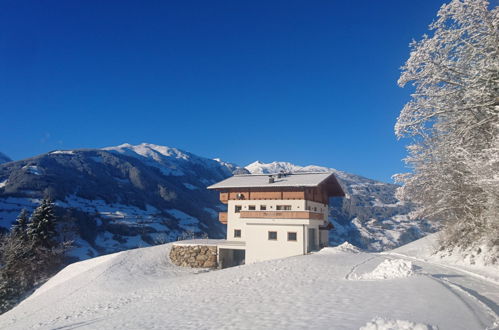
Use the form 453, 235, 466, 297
207, 171, 345, 266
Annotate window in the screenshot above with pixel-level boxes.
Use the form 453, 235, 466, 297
287, 232, 297, 241
248, 205, 256, 211
276, 205, 292, 211
260, 205, 267, 210
268, 231, 277, 240
234, 229, 241, 238
235, 205, 242, 213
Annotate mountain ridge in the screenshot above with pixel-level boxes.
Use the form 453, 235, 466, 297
0, 143, 436, 259
0, 152, 11, 164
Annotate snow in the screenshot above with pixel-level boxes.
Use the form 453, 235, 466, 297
24, 165, 41, 175
103, 143, 189, 176
1, 235, 498, 329
51, 150, 75, 155
66, 238, 100, 260
208, 172, 336, 189
352, 259, 415, 280
389, 233, 499, 284
183, 182, 199, 190
167, 209, 200, 231
360, 317, 437, 330
0, 179, 7, 188
317, 241, 360, 254
203, 207, 218, 218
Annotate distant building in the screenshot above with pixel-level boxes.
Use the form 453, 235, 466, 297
207, 172, 345, 266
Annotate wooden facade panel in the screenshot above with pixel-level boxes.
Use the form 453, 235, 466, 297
218, 187, 328, 203
249, 191, 282, 199
220, 192, 229, 204
282, 191, 305, 199
219, 212, 228, 224
228, 191, 250, 200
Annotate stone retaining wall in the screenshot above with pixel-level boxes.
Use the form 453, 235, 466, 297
169, 245, 218, 268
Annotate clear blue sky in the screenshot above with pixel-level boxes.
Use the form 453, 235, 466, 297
0, 0, 445, 182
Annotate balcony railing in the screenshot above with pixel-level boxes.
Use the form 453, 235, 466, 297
239, 211, 324, 220
219, 212, 228, 224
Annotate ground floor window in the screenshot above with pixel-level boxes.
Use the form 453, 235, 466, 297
268, 231, 277, 240
287, 232, 297, 241
234, 229, 241, 238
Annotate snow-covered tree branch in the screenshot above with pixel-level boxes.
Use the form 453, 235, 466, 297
395, 0, 499, 261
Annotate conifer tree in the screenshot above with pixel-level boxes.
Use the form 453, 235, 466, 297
11, 209, 29, 240
27, 198, 57, 248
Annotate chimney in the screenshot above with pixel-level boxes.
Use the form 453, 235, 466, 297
268, 176, 275, 184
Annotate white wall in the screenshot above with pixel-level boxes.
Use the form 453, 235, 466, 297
226, 199, 327, 241
225, 199, 327, 263
245, 223, 305, 263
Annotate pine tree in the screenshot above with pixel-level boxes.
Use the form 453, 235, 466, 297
27, 198, 57, 248
11, 209, 29, 240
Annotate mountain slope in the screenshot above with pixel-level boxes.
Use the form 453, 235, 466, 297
0, 143, 238, 258
0, 145, 435, 260
245, 161, 436, 251
0, 152, 11, 164
1, 236, 497, 329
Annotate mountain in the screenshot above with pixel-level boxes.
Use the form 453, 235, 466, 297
0, 143, 239, 259
244, 161, 436, 251
0, 144, 435, 260
0, 152, 11, 164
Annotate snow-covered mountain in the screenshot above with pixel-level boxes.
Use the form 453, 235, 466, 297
0, 143, 240, 259
1, 235, 497, 329
245, 161, 436, 251
0, 152, 11, 164
0, 144, 434, 260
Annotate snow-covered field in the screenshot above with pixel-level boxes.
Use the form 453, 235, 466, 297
1, 235, 498, 330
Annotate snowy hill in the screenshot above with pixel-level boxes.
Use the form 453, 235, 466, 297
1, 235, 497, 329
0, 152, 11, 164
245, 161, 436, 251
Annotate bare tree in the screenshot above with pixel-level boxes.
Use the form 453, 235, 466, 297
395, 0, 499, 256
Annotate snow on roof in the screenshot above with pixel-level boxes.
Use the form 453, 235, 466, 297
207, 172, 337, 190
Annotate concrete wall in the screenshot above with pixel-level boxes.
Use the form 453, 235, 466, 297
169, 245, 218, 268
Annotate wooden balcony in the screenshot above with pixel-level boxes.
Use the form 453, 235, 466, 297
219, 212, 228, 224
239, 211, 324, 220
220, 193, 228, 204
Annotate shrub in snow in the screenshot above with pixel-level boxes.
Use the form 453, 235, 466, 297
360, 317, 438, 330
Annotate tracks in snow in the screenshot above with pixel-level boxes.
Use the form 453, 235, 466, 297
382, 252, 499, 329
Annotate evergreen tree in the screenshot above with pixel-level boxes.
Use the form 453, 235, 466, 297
11, 209, 29, 240
27, 198, 57, 248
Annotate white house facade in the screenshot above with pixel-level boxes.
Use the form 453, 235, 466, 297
207, 172, 344, 266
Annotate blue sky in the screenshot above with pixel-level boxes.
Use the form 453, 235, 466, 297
0, 0, 445, 182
